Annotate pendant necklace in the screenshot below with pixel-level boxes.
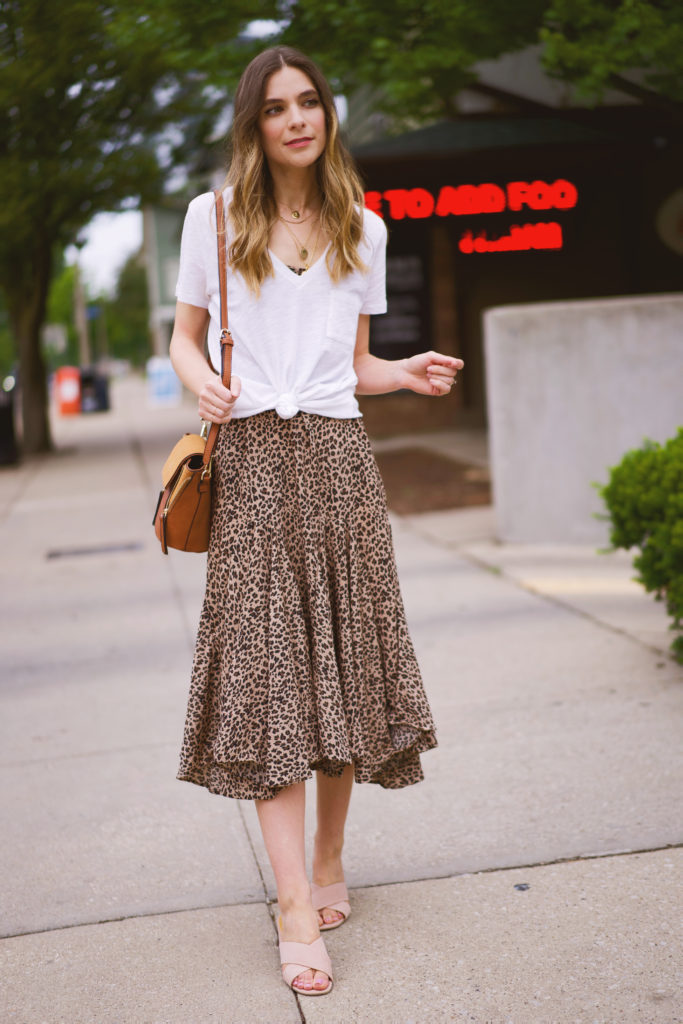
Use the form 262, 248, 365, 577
279, 215, 321, 267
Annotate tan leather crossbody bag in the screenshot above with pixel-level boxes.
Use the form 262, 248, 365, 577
152, 189, 233, 554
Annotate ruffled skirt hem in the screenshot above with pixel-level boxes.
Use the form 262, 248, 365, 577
177, 730, 437, 801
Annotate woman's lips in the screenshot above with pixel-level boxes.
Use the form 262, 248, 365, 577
285, 137, 313, 148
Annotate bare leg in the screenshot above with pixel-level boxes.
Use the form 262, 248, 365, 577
313, 766, 354, 927
255, 782, 330, 993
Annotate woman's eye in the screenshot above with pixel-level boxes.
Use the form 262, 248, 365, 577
303, 97, 319, 107
265, 105, 282, 116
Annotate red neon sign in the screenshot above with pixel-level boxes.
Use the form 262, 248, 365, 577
365, 181, 578, 219
459, 222, 563, 253
365, 180, 578, 253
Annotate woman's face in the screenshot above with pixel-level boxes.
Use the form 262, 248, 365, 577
258, 65, 327, 174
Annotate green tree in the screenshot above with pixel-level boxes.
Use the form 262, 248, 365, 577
103, 252, 152, 368
280, 0, 683, 120
0, 296, 13, 378
0, 0, 273, 453
541, 0, 683, 105
5, 0, 681, 453
45, 263, 79, 368
281, 0, 549, 122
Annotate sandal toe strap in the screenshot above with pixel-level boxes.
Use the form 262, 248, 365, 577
279, 936, 333, 986
311, 882, 349, 913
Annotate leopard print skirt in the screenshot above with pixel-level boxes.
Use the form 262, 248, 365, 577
177, 410, 437, 801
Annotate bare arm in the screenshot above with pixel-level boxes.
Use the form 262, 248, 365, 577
353, 314, 463, 396
169, 301, 241, 424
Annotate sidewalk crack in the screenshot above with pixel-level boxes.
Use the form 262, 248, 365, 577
235, 804, 307, 1020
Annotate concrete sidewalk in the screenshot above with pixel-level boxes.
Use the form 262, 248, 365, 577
1, 375, 681, 1024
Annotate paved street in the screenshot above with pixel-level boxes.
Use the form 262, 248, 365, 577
1, 375, 681, 1023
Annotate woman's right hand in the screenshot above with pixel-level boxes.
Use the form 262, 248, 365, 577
198, 374, 242, 424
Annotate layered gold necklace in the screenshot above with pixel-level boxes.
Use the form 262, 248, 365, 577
279, 215, 322, 270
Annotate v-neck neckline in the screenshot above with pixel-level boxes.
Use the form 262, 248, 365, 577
269, 244, 330, 283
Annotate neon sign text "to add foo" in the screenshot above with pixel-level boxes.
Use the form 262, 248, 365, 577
365, 181, 578, 219
364, 180, 578, 253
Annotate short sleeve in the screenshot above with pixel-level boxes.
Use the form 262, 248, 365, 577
359, 210, 388, 315
175, 194, 214, 308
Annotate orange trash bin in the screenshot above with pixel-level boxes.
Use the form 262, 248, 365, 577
55, 366, 81, 415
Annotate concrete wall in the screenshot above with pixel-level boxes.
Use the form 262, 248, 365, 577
484, 293, 683, 543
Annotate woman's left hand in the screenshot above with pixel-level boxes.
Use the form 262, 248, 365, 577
401, 352, 464, 396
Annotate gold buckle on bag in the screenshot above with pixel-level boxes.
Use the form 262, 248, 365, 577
200, 420, 212, 479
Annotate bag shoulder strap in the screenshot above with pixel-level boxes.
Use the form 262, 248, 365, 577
202, 188, 234, 467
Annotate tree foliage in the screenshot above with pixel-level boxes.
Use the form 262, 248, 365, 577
281, 0, 549, 122
44, 254, 152, 370
0, 0, 274, 452
280, 0, 683, 118
2, 0, 681, 452
103, 252, 151, 368
541, 0, 683, 103
599, 430, 683, 664
45, 263, 79, 367
0, 296, 12, 377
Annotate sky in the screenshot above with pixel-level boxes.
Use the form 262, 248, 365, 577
65, 210, 144, 297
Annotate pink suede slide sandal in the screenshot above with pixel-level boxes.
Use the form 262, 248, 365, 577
311, 881, 351, 931
278, 918, 334, 996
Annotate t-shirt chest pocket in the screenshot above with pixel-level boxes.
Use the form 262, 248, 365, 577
326, 293, 362, 348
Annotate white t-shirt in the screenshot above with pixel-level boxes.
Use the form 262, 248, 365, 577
175, 187, 388, 419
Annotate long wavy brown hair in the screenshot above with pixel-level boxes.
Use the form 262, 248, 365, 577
223, 46, 367, 293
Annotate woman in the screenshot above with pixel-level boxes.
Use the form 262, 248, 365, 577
169, 45, 463, 996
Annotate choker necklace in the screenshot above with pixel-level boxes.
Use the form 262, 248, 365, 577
278, 202, 315, 225
280, 212, 313, 225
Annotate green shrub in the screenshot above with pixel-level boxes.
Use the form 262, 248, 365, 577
598, 428, 683, 663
